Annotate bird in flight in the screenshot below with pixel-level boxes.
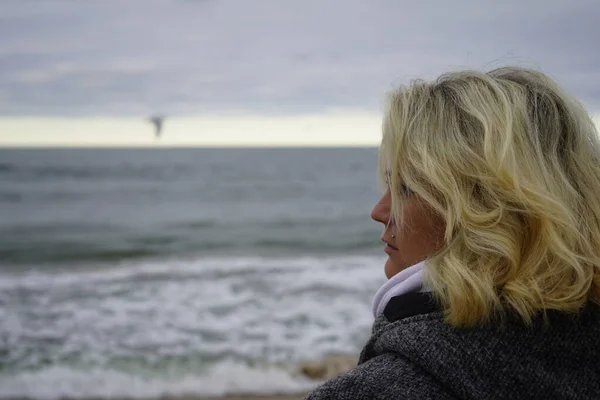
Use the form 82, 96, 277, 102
148, 116, 165, 138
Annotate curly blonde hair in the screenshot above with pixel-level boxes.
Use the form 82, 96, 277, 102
379, 66, 600, 326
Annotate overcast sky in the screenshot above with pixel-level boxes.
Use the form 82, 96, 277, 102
1, 0, 599, 117
0, 0, 599, 145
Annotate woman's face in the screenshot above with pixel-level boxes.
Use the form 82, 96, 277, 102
370, 187, 446, 278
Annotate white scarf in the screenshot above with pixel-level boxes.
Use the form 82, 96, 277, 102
372, 260, 427, 317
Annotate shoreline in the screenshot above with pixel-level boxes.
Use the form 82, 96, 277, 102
198, 393, 310, 400
1, 396, 312, 400
0, 352, 355, 400
195, 353, 357, 400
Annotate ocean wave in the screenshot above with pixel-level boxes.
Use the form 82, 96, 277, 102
0, 192, 23, 203
3, 222, 125, 235
0, 361, 318, 399
0, 255, 381, 399
0, 246, 163, 265
0, 162, 14, 173
0, 164, 194, 182
0, 231, 380, 266
170, 219, 218, 229
0, 254, 385, 290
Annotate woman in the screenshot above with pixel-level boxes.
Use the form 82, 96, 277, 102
306, 67, 600, 399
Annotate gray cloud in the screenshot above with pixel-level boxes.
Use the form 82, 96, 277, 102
0, 0, 599, 116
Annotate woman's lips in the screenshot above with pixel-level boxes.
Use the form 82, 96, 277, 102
384, 243, 398, 254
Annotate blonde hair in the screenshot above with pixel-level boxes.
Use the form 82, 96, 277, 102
379, 66, 600, 326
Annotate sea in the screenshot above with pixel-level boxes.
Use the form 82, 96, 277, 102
0, 148, 388, 399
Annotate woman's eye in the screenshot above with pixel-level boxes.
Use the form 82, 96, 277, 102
384, 170, 411, 195
384, 180, 411, 195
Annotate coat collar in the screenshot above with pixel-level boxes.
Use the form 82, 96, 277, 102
383, 291, 440, 322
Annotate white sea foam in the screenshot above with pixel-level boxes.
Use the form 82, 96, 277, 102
0, 254, 383, 290
0, 254, 387, 398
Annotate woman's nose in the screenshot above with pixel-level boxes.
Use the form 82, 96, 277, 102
371, 190, 391, 225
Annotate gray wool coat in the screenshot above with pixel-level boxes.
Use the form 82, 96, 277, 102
305, 292, 600, 400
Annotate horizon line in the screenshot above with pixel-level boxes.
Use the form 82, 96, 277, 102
0, 144, 380, 149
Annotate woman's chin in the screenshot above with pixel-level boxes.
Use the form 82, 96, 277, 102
384, 257, 400, 279
384, 256, 413, 279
